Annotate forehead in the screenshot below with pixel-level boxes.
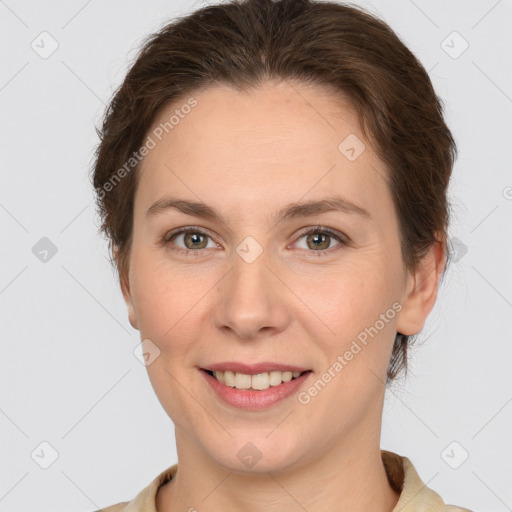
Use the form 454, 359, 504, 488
135, 81, 390, 221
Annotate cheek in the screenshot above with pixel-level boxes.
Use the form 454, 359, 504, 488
129, 251, 220, 376
300, 257, 396, 330
129, 249, 195, 339
300, 256, 400, 379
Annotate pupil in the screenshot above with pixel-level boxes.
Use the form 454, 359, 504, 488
186, 232, 204, 248
310, 233, 327, 249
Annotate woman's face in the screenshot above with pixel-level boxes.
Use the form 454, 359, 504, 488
122, 80, 431, 471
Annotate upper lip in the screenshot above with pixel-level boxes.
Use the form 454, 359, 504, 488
201, 362, 311, 375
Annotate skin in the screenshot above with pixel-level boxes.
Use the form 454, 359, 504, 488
119, 80, 445, 512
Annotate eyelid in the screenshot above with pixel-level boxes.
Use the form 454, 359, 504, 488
291, 226, 349, 255
294, 225, 348, 244
162, 226, 220, 251
162, 225, 349, 255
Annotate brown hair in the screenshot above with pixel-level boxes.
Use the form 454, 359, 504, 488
90, 0, 457, 383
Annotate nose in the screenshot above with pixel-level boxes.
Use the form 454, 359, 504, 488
211, 249, 291, 340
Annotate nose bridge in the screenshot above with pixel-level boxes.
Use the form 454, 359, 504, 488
232, 242, 271, 298
230, 231, 273, 295
213, 241, 289, 338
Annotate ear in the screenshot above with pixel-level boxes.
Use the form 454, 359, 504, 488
396, 239, 446, 336
115, 247, 139, 331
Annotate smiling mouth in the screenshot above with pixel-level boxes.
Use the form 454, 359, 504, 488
202, 368, 312, 391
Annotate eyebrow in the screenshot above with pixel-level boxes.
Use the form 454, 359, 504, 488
146, 195, 371, 224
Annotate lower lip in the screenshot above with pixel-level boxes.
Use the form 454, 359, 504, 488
199, 369, 312, 410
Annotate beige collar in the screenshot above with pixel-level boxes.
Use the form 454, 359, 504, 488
103, 450, 470, 512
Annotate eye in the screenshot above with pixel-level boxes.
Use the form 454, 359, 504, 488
293, 226, 347, 256
161, 225, 348, 257
162, 227, 218, 255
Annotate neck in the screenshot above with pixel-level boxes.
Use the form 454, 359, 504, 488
156, 428, 400, 512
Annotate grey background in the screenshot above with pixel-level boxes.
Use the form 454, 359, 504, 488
1, 0, 511, 511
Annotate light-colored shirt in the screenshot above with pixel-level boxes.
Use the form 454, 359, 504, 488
96, 450, 473, 511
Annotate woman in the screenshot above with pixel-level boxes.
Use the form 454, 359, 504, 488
91, 0, 472, 510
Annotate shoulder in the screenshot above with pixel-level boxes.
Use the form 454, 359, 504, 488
92, 503, 130, 512
381, 450, 474, 512
91, 463, 178, 512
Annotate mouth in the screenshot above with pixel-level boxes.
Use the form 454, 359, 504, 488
201, 368, 312, 391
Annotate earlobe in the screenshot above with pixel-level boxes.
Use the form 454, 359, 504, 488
120, 272, 140, 331
114, 245, 139, 331
113, 247, 139, 330
396, 240, 446, 336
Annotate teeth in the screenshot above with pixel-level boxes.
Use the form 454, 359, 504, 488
212, 370, 303, 390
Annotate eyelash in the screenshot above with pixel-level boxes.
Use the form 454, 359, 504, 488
161, 225, 349, 257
